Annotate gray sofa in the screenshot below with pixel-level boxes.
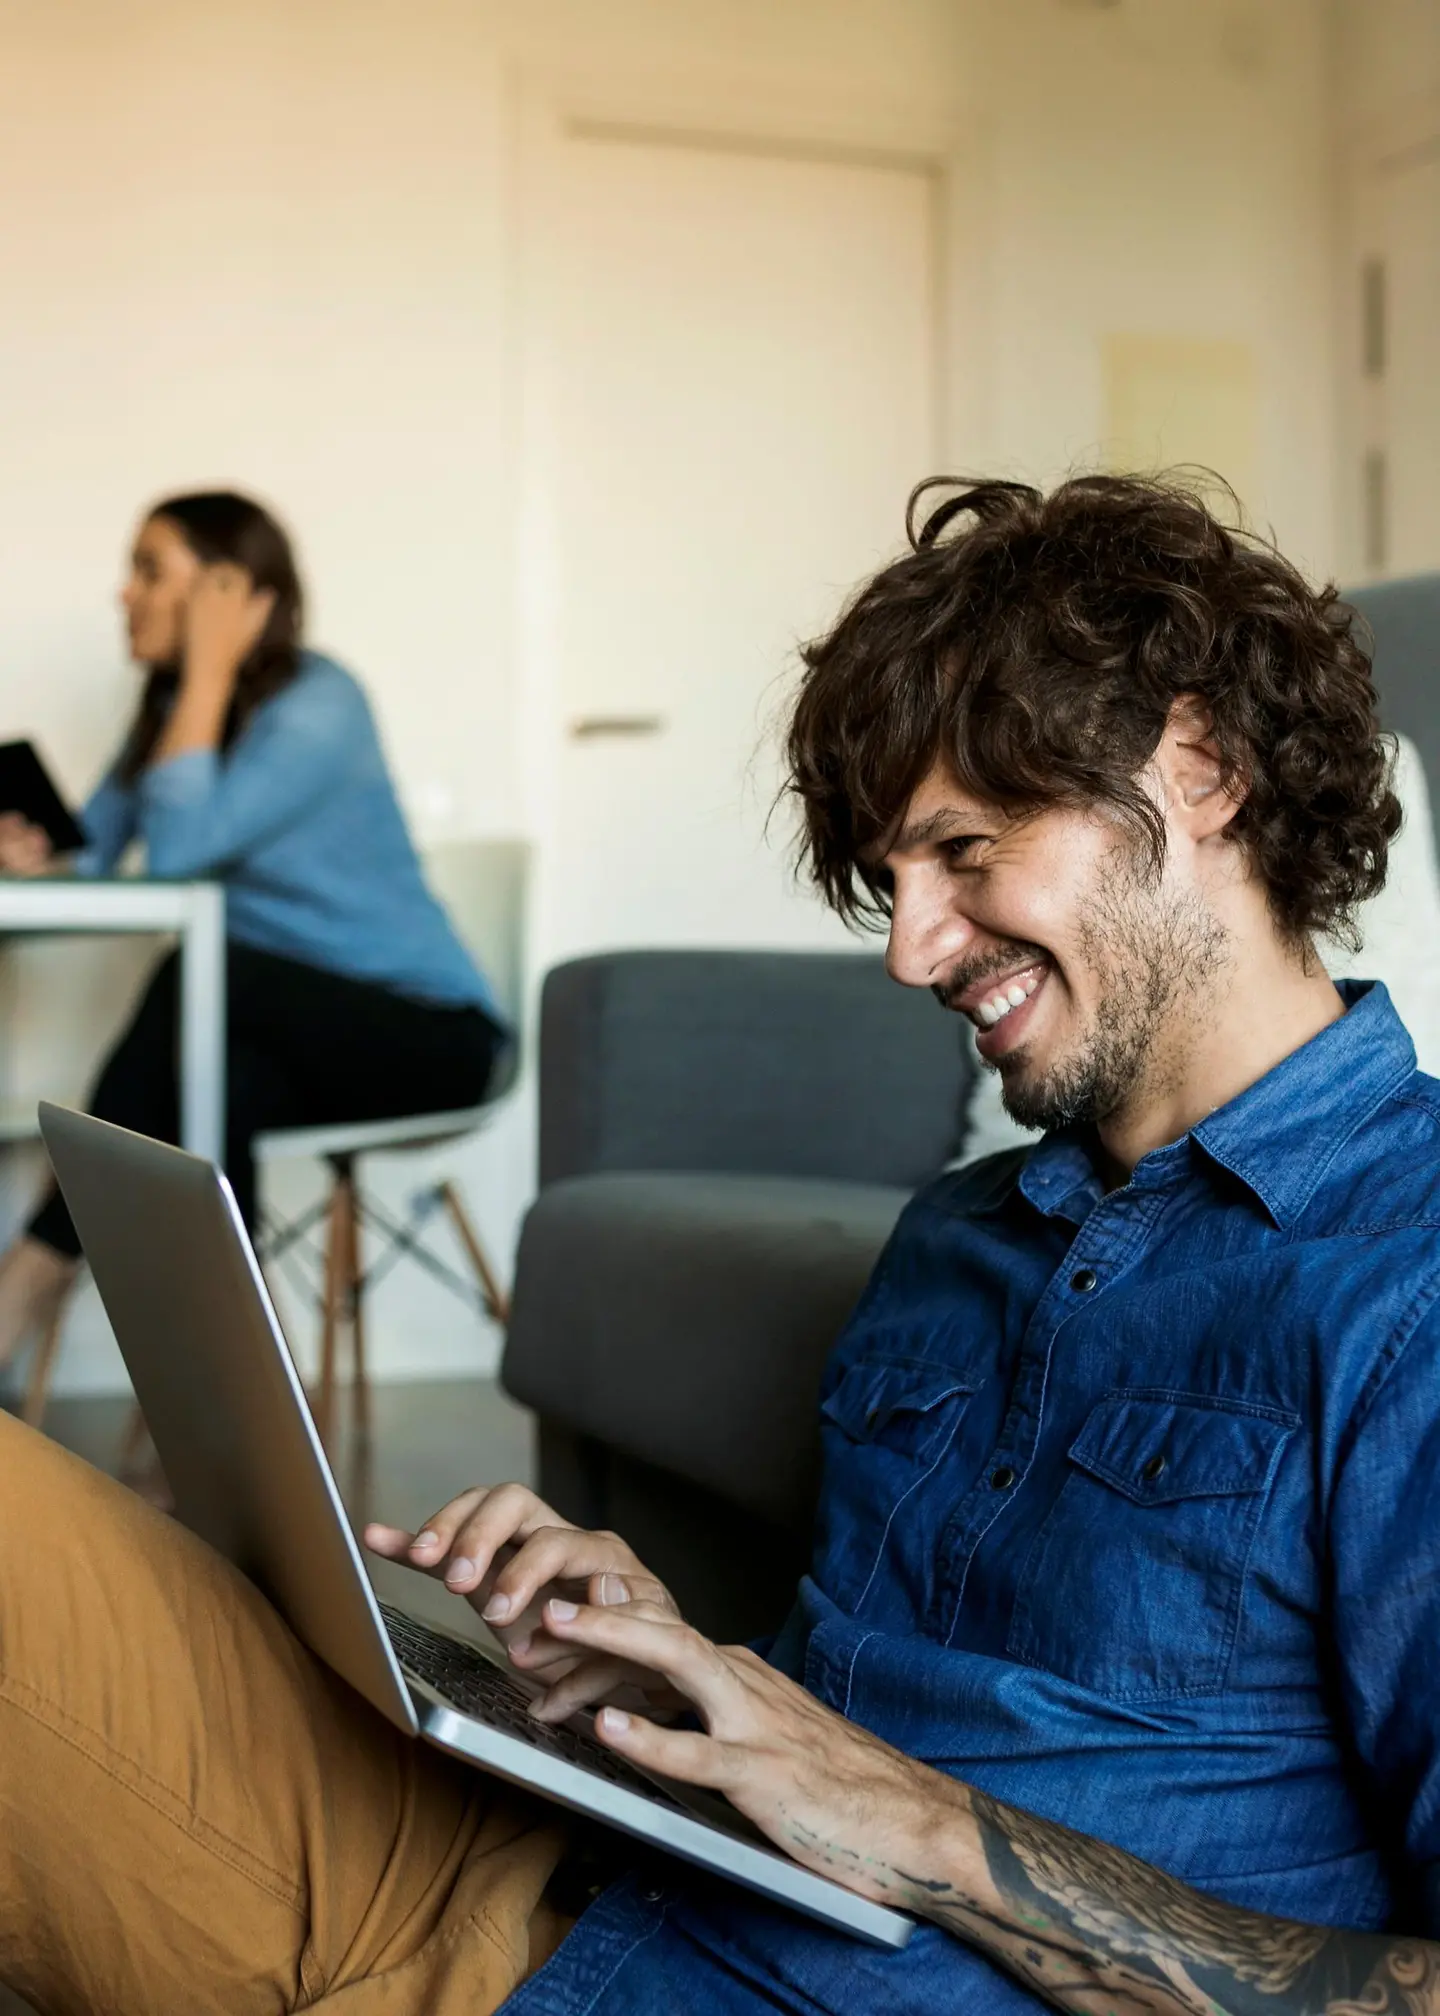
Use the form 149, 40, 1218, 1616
1347, 574, 1440, 851
500, 950, 974, 1641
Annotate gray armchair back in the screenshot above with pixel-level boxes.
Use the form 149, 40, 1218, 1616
538, 948, 972, 1188
1345, 573, 1440, 848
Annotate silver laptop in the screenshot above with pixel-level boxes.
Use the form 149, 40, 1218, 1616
38, 1102, 913, 1951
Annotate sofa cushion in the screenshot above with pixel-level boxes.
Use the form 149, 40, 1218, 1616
501, 1171, 908, 1532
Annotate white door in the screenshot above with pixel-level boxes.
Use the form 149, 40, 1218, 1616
520, 128, 940, 966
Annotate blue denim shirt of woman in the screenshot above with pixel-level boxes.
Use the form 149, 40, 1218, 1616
79, 650, 500, 1019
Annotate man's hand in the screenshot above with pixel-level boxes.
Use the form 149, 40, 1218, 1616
530, 1593, 959, 1894
364, 1484, 688, 1723
504, 1599, 1440, 2016
366, 1529, 1440, 2016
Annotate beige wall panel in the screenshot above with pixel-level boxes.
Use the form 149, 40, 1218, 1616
1102, 335, 1259, 519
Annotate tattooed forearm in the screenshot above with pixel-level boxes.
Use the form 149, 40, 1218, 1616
885, 1786, 1440, 2016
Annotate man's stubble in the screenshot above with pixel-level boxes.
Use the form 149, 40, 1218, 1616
993, 844, 1231, 1136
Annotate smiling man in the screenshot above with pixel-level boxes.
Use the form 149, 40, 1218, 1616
3, 474, 1440, 2016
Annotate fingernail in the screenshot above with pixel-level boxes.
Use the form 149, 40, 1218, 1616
547, 1598, 578, 1622
507, 1634, 531, 1659
412, 1531, 439, 1551
481, 1592, 513, 1621
600, 1707, 631, 1735
598, 1573, 629, 1606
445, 1557, 476, 1585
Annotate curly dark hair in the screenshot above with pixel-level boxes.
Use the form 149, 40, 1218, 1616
784, 472, 1399, 950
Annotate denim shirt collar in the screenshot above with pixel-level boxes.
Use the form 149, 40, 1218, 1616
1018, 979, 1416, 1230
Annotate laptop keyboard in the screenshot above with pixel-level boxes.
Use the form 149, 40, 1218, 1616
380, 1603, 686, 1809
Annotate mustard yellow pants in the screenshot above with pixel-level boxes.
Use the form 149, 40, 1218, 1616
0, 1410, 573, 2014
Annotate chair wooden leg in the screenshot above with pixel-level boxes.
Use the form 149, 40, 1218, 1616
438, 1181, 510, 1326
21, 1304, 66, 1430
317, 1175, 351, 1448
346, 1179, 370, 1444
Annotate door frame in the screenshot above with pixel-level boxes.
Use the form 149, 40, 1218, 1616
1332, 84, 1440, 582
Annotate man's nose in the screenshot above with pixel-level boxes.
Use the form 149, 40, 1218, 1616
885, 880, 976, 990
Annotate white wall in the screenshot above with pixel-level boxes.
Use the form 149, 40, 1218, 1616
1333, 0, 1440, 124
969, 0, 1337, 575
0, 0, 1340, 1390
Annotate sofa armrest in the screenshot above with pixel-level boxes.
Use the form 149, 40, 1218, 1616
501, 1170, 907, 1532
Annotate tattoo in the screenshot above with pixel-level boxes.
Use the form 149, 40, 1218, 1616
886, 1785, 1440, 2016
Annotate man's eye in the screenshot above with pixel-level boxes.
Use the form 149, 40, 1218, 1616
944, 836, 986, 863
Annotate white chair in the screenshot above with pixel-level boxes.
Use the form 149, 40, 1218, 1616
255, 839, 528, 1447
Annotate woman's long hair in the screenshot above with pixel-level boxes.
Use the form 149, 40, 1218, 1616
117, 490, 305, 781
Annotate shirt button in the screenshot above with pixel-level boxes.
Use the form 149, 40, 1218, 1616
1071, 1266, 1099, 1293
990, 1465, 1017, 1490
1141, 1453, 1167, 1482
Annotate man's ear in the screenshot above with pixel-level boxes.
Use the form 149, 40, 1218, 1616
1156, 694, 1245, 841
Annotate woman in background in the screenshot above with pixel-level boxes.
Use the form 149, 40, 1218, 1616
0, 491, 507, 1371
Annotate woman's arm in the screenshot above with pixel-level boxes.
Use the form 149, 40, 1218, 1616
138, 667, 365, 879
76, 772, 139, 875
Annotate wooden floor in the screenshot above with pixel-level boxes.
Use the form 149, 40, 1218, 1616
0, 1378, 535, 2016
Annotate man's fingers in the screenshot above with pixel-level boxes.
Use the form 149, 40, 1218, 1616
381, 1488, 486, 1561
435, 1487, 576, 1593
364, 1519, 425, 1559
458, 1523, 593, 1608
473, 1528, 655, 1620
593, 1709, 731, 1789
527, 1653, 636, 1722
504, 1635, 588, 1683
361, 1495, 674, 1660
363, 1499, 489, 1578
539, 1600, 730, 1715
363, 1483, 566, 1587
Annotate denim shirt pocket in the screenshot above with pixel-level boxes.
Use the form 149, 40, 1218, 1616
813, 1359, 978, 1616
1006, 1392, 1296, 1700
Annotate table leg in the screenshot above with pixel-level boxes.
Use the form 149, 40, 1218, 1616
177, 887, 226, 1163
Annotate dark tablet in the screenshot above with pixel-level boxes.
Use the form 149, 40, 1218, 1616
0, 741, 87, 854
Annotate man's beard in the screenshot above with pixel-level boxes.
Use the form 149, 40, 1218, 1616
989, 850, 1229, 1135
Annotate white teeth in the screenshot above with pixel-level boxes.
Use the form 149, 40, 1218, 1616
973, 969, 1043, 1030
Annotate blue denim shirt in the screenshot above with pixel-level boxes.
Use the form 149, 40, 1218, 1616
511, 981, 1440, 2013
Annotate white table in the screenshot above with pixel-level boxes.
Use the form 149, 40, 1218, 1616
0, 878, 226, 1163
